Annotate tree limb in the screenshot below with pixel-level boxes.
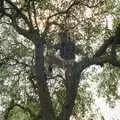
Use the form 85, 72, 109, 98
5, 0, 33, 29
94, 36, 115, 57
94, 56, 120, 67
4, 101, 35, 120
32, 0, 38, 28
3, 12, 31, 38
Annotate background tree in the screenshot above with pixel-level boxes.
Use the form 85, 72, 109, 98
0, 0, 120, 120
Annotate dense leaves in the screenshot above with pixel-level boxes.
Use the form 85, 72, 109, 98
0, 0, 120, 120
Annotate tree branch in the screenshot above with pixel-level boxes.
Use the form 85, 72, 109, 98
47, 0, 103, 21
56, 53, 119, 119
32, 0, 38, 28
94, 36, 115, 57
15, 103, 35, 118
27, 0, 34, 28
43, 0, 103, 39
3, 11, 31, 38
94, 56, 120, 67
5, 0, 33, 29
82, 1, 104, 8
4, 101, 35, 120
47, 0, 81, 21
0, 0, 4, 18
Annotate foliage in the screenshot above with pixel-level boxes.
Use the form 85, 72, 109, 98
0, 0, 120, 120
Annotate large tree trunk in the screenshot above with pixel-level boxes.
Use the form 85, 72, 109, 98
35, 39, 55, 120
57, 64, 79, 120
57, 58, 94, 120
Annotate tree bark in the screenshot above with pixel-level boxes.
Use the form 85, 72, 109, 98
57, 58, 96, 120
35, 39, 55, 120
57, 63, 78, 120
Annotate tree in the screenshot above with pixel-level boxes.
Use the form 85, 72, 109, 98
0, 0, 120, 120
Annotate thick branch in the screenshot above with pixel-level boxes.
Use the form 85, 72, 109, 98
3, 12, 32, 39
4, 100, 34, 120
5, 0, 33, 29
94, 24, 120, 57
94, 56, 120, 67
0, 0, 4, 18
32, 0, 38, 28
94, 36, 114, 57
